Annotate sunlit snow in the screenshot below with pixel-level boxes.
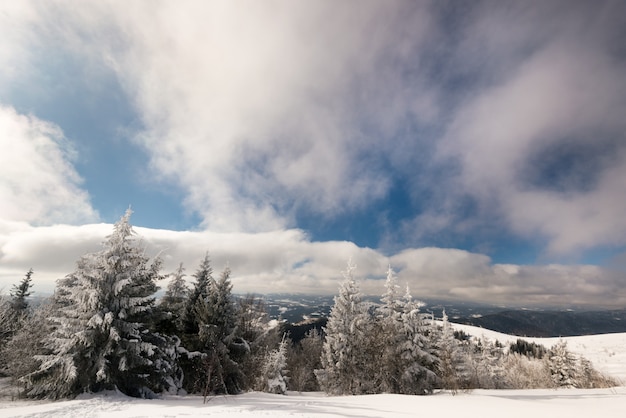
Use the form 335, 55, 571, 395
1, 324, 625, 417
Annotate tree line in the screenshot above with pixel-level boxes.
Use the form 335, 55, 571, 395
0, 211, 617, 400
316, 261, 617, 394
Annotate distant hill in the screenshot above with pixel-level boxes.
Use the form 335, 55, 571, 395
455, 309, 626, 337
259, 293, 626, 338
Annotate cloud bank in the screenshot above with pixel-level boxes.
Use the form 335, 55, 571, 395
1, 221, 624, 308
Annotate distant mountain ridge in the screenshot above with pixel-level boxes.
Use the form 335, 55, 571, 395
259, 294, 626, 338
455, 309, 626, 337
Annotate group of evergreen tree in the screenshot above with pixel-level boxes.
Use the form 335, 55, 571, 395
0, 213, 617, 400
315, 262, 437, 395
0, 211, 279, 399
314, 261, 617, 395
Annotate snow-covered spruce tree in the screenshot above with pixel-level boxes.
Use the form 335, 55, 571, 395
316, 260, 373, 395
547, 340, 580, 388
176, 254, 216, 393
181, 253, 213, 351
2, 298, 58, 395
469, 337, 507, 389
259, 335, 289, 394
195, 266, 248, 395
10, 269, 34, 313
546, 341, 615, 389
432, 309, 471, 393
376, 265, 404, 393
374, 267, 439, 395
158, 263, 189, 335
0, 270, 35, 352
23, 210, 179, 399
395, 284, 439, 394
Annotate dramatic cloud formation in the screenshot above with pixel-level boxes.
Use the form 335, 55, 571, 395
439, 1, 626, 255
1, 1, 625, 308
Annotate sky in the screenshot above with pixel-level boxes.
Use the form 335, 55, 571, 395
1, 0, 626, 308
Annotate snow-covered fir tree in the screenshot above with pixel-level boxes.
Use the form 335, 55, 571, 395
195, 265, 248, 395
259, 336, 289, 394
433, 309, 470, 393
158, 263, 189, 334
395, 284, 439, 394
10, 269, 34, 312
22, 210, 179, 399
1, 298, 57, 393
316, 260, 372, 395
469, 337, 507, 389
374, 266, 439, 395
548, 340, 580, 388
377, 266, 406, 393
181, 253, 213, 351
1, 270, 35, 360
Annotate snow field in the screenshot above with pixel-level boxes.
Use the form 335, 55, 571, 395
449, 322, 626, 383
1, 388, 625, 418
1, 324, 626, 417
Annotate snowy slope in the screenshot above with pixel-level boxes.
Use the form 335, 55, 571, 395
449, 322, 626, 384
1, 324, 625, 417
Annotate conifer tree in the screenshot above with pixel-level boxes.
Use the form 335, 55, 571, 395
377, 265, 404, 393
316, 260, 371, 395
10, 269, 34, 312
396, 285, 439, 394
470, 337, 506, 389
1, 270, 35, 355
547, 340, 580, 388
182, 253, 213, 350
259, 335, 289, 394
376, 267, 438, 394
159, 263, 189, 334
1, 298, 56, 395
195, 266, 247, 394
433, 309, 470, 393
23, 210, 178, 399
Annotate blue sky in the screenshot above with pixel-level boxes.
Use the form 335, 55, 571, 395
1, 1, 626, 308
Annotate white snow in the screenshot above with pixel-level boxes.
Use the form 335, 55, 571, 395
1, 324, 625, 417
448, 322, 626, 384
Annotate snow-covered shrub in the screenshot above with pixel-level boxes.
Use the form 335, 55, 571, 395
547, 340, 580, 388
259, 337, 289, 394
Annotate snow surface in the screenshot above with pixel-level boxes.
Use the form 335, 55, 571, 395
1, 388, 624, 418
449, 322, 626, 384
1, 323, 625, 417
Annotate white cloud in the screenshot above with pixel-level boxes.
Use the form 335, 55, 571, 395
0, 2, 39, 88
390, 247, 626, 308
1, 221, 623, 308
438, 1, 626, 255
14, 1, 435, 232
0, 106, 98, 225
